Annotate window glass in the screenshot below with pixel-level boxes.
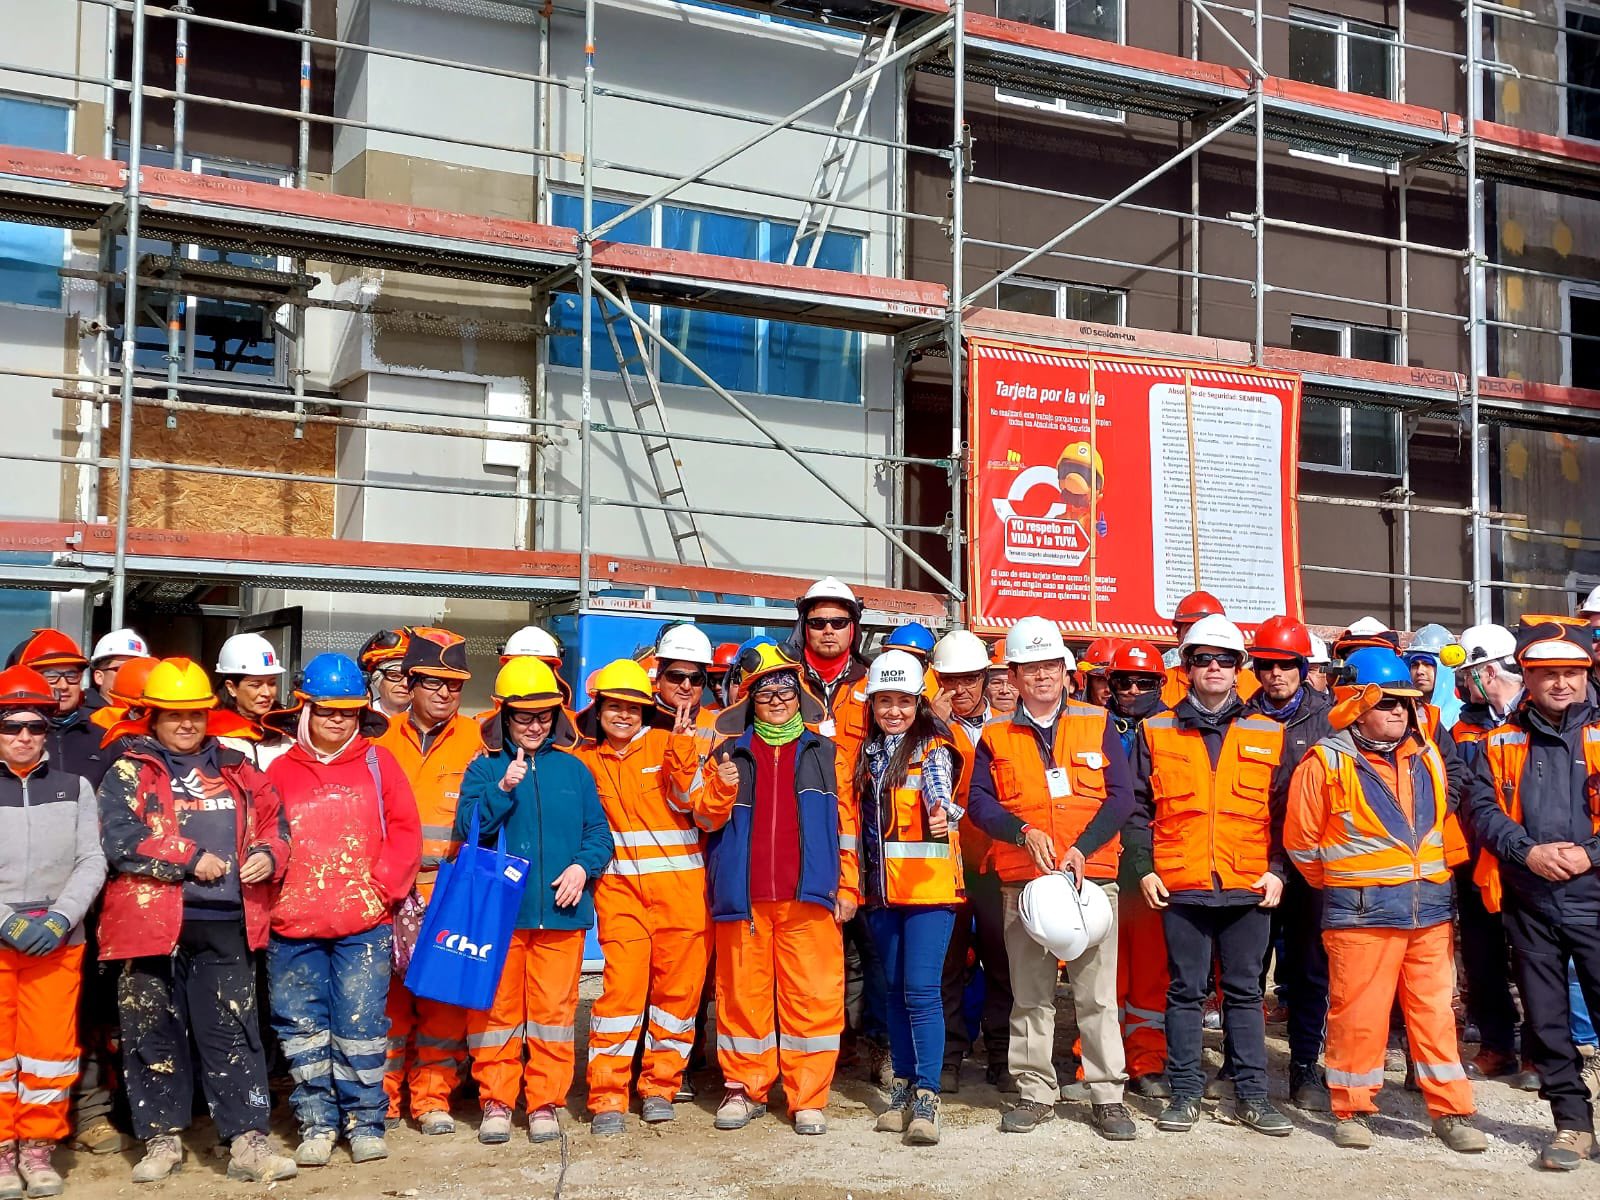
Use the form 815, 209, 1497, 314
763, 226, 862, 403
1568, 9, 1600, 140
996, 281, 1058, 317
659, 206, 762, 394
1062, 283, 1123, 325
1349, 407, 1400, 474
547, 194, 652, 374
1572, 293, 1600, 390
0, 96, 69, 308
1349, 325, 1399, 363
1346, 21, 1396, 100
995, 0, 1122, 115
1289, 322, 1342, 357
1299, 403, 1344, 468
1288, 19, 1339, 89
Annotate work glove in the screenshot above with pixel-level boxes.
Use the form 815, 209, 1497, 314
0, 913, 35, 952
20, 912, 70, 957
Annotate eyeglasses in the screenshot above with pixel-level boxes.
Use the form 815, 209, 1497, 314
805, 616, 851, 631
1371, 696, 1410, 712
661, 670, 705, 687
377, 666, 406, 684
1187, 652, 1240, 669
937, 672, 986, 688
752, 687, 799, 704
412, 676, 464, 693
38, 669, 79, 685
0, 720, 48, 737
1110, 676, 1162, 694
309, 704, 358, 720
508, 709, 555, 727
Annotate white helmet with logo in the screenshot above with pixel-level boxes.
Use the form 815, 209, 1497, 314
91, 627, 151, 664
216, 632, 285, 677
655, 622, 714, 666
930, 629, 990, 675
1307, 633, 1331, 666
1018, 870, 1113, 963
502, 625, 561, 663
866, 649, 925, 698
1005, 616, 1075, 670
1179, 613, 1247, 656
1454, 622, 1517, 668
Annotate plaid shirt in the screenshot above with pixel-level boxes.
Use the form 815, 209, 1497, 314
864, 733, 962, 821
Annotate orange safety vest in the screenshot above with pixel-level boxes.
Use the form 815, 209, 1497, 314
821, 679, 870, 774
1473, 723, 1600, 913
1143, 711, 1282, 893
983, 702, 1119, 884
861, 733, 964, 906
1452, 716, 1495, 747
949, 715, 990, 873
1303, 739, 1454, 888
572, 728, 703, 882
376, 712, 485, 894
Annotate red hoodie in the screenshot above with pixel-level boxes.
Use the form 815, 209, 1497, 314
265, 735, 423, 940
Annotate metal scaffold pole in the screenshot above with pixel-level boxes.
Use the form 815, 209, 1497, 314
945, 0, 966, 620
578, 0, 596, 612
1465, 0, 1490, 623
161, 2, 188, 430
111, 0, 149, 627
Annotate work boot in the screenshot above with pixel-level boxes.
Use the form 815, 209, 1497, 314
875, 1078, 913, 1133
417, 1110, 456, 1136
384, 1115, 401, 1131
864, 1040, 894, 1090
226, 1131, 297, 1183
1513, 1060, 1543, 1091
1092, 1102, 1137, 1142
1155, 1098, 1201, 1133
70, 1117, 127, 1156
0, 1143, 19, 1200
15, 1142, 59, 1199
1333, 1115, 1372, 1150
641, 1096, 676, 1124
131, 1134, 184, 1184
1237, 1099, 1293, 1137
999, 1099, 1055, 1133
1466, 1048, 1517, 1080
986, 1061, 1019, 1095
1432, 1115, 1487, 1154
1127, 1073, 1173, 1100
792, 1109, 827, 1136
478, 1102, 513, 1145
590, 1111, 625, 1137
1289, 1061, 1331, 1112
674, 1077, 697, 1103
528, 1106, 561, 1144
1582, 1046, 1600, 1102
348, 1135, 388, 1164
293, 1130, 335, 1167
713, 1087, 766, 1131
1542, 1128, 1596, 1171
940, 1064, 961, 1094
905, 1090, 941, 1146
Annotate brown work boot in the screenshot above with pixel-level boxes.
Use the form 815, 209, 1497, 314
1332, 1115, 1372, 1150
875, 1078, 913, 1133
131, 1135, 183, 1184
226, 1130, 297, 1183
1432, 1115, 1487, 1154
70, 1117, 128, 1156
905, 1090, 941, 1146
1542, 1128, 1596, 1171
1582, 1046, 1600, 1102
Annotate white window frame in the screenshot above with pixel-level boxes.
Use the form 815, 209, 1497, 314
1560, 279, 1600, 388
0, 92, 73, 312
993, 0, 1127, 125
996, 276, 1128, 325
1559, 0, 1600, 143
1286, 8, 1399, 173
1292, 317, 1404, 476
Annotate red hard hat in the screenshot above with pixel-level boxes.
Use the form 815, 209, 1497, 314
1174, 591, 1225, 624
1109, 640, 1165, 675
11, 629, 87, 671
1080, 637, 1121, 674
712, 642, 740, 670
0, 665, 58, 711
1251, 615, 1313, 661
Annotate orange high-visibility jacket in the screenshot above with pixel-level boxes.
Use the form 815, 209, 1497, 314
377, 712, 485, 892
572, 728, 703, 885
858, 733, 964, 906
949, 716, 990, 874
1287, 736, 1455, 892
821, 681, 870, 777
1142, 711, 1282, 893
983, 702, 1120, 884
1472, 723, 1600, 913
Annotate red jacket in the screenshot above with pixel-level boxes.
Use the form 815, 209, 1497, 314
96, 743, 291, 960
265, 737, 422, 940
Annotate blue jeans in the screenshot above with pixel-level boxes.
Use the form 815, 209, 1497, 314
865, 906, 957, 1093
267, 925, 393, 1139
1572, 963, 1597, 1048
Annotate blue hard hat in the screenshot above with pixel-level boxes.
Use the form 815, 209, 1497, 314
296, 652, 368, 704
1343, 647, 1420, 694
736, 635, 778, 660
884, 622, 935, 656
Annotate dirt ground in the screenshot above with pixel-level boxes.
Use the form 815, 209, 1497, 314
57, 978, 1600, 1200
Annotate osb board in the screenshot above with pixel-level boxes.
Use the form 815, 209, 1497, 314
99, 406, 336, 537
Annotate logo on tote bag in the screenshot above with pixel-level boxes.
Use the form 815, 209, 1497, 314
435, 929, 494, 960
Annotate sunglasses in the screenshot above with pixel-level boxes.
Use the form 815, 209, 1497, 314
509, 709, 555, 727
412, 676, 464, 693
0, 720, 48, 737
309, 704, 358, 720
752, 686, 799, 704
661, 670, 705, 687
1187, 652, 1240, 669
1371, 696, 1410, 712
805, 616, 851, 631
1110, 676, 1162, 694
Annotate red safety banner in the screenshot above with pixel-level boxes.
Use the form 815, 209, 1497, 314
967, 338, 1302, 638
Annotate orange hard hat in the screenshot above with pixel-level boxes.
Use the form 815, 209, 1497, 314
0, 666, 58, 711
11, 629, 87, 671
1080, 637, 1121, 674
1174, 591, 1225, 624
1108, 641, 1165, 676
108, 657, 161, 707
1251, 615, 1313, 662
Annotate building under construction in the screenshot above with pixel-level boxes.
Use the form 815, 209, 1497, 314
0, 0, 1595, 686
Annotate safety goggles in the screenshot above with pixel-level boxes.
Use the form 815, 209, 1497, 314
1187, 652, 1240, 669
660, 669, 706, 687
804, 616, 851, 631
751, 686, 800, 704
411, 676, 464, 694
0, 720, 48, 737
508, 709, 555, 727
1110, 675, 1162, 694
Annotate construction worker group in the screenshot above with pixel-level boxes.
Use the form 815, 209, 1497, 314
1, 580, 1600, 1194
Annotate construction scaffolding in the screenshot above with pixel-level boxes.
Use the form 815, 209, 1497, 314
0, 0, 1595, 636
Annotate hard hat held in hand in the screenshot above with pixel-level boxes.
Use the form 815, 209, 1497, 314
1005, 616, 1074, 669
1018, 870, 1112, 962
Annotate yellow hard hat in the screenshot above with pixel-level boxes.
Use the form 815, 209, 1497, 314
494, 657, 564, 711
740, 642, 801, 689
1057, 441, 1106, 496
587, 659, 654, 705
140, 657, 218, 711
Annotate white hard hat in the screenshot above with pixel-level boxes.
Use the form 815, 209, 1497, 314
1018, 871, 1112, 963
215, 632, 285, 677
1005, 616, 1075, 669
655, 622, 713, 666
1344, 615, 1392, 638
930, 629, 990, 675
866, 649, 924, 698
1580, 585, 1600, 617
91, 627, 151, 664
1179, 613, 1247, 656
800, 576, 860, 615
1307, 633, 1331, 666
1405, 623, 1454, 658
1457, 622, 1517, 667
503, 625, 561, 661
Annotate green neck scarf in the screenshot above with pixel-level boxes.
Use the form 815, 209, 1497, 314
753, 711, 806, 746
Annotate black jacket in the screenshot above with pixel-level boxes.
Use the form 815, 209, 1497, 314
48, 707, 112, 789
1243, 685, 1333, 775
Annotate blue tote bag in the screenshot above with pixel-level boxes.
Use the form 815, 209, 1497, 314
404, 808, 531, 1011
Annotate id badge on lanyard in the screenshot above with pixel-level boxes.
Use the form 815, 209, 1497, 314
1045, 766, 1071, 799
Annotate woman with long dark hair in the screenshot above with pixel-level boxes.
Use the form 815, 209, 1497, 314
854, 650, 963, 1147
